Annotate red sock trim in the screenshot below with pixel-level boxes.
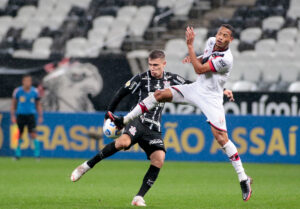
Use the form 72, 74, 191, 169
230, 152, 240, 161
139, 102, 149, 113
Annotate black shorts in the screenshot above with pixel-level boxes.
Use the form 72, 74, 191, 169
123, 118, 166, 159
16, 114, 36, 134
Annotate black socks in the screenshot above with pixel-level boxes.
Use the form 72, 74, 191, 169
87, 141, 119, 168
137, 165, 160, 197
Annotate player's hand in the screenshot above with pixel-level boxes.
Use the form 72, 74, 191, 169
11, 115, 16, 124
182, 56, 191, 63
224, 89, 234, 102
104, 112, 109, 120
38, 116, 43, 124
185, 26, 195, 47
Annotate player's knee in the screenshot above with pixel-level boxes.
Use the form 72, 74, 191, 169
115, 138, 131, 149
29, 132, 36, 139
154, 89, 171, 102
154, 90, 163, 101
151, 159, 164, 168
214, 131, 228, 146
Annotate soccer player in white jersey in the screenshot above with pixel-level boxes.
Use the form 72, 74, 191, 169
109, 24, 252, 202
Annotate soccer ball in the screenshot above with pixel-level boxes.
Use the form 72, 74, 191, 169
103, 119, 122, 139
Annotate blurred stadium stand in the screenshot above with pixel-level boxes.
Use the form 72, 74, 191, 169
0, 0, 300, 105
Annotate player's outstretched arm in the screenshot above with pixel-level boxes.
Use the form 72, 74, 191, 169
186, 26, 212, 74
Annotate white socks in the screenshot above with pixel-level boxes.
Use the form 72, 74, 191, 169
124, 94, 158, 124
223, 140, 248, 182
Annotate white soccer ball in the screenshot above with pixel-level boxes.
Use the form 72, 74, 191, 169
103, 119, 122, 139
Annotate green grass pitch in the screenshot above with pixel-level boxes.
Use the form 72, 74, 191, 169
0, 157, 299, 209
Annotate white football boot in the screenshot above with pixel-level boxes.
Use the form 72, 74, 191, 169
131, 196, 146, 206
70, 161, 91, 182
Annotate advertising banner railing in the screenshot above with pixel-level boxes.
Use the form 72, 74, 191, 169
0, 112, 299, 163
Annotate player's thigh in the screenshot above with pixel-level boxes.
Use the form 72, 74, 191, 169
27, 115, 37, 134
198, 96, 227, 131
169, 83, 198, 104
115, 134, 132, 149
210, 126, 229, 146
138, 132, 165, 162
150, 150, 165, 168
16, 115, 26, 135
121, 119, 144, 150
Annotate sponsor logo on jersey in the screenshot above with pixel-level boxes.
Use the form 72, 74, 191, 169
20, 96, 25, 102
149, 139, 163, 145
219, 59, 226, 67
176, 76, 185, 84
129, 126, 137, 136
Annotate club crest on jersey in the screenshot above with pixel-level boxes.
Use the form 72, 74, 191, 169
163, 81, 170, 88
154, 83, 161, 89
129, 126, 137, 136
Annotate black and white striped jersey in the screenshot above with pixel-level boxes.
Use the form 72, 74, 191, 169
107, 70, 190, 132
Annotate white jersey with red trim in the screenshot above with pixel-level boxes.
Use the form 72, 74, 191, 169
196, 37, 233, 97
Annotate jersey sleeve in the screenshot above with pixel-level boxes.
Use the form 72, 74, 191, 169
209, 56, 232, 73
34, 88, 41, 100
12, 88, 19, 99
170, 73, 191, 85
107, 74, 141, 112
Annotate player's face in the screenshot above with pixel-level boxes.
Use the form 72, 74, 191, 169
22, 76, 32, 89
215, 27, 233, 49
148, 58, 166, 79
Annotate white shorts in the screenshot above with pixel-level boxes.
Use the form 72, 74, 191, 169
169, 82, 227, 131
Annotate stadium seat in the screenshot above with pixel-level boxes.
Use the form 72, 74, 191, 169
66, 37, 89, 57
287, 0, 300, 19
0, 0, 8, 10
137, 5, 155, 17
165, 39, 188, 58
93, 16, 114, 29
241, 62, 262, 83
240, 27, 262, 43
232, 80, 258, 91
261, 62, 282, 83
229, 62, 244, 82
262, 16, 285, 31
288, 81, 300, 92
255, 39, 277, 52
280, 64, 300, 83
166, 61, 189, 78
173, 0, 194, 16
21, 25, 42, 40
129, 17, 151, 37
277, 27, 298, 43
106, 26, 127, 49
32, 37, 53, 59
127, 49, 149, 75
17, 5, 37, 18
12, 49, 32, 58
157, 0, 175, 9
72, 0, 91, 9
88, 29, 107, 43
117, 6, 138, 19
0, 16, 13, 37
275, 41, 294, 54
